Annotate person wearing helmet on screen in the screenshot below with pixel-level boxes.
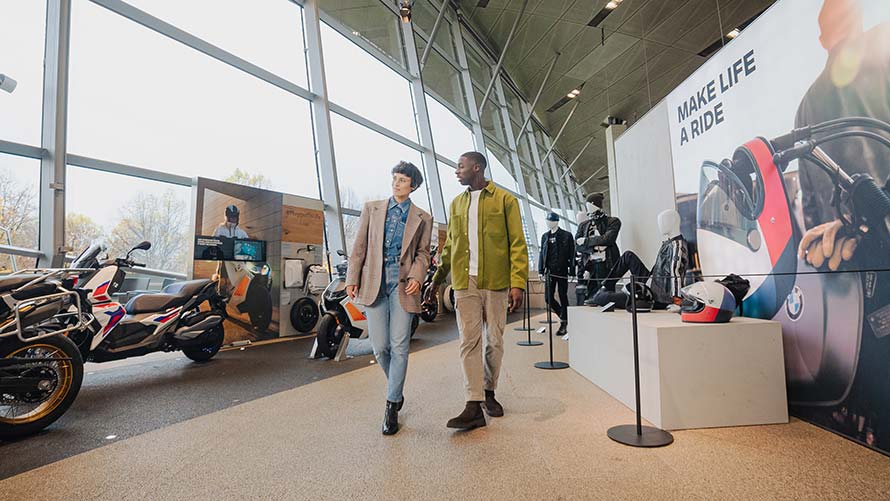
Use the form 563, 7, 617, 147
214, 204, 250, 239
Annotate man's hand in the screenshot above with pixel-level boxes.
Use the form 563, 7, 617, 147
405, 279, 421, 296
423, 283, 438, 304
508, 287, 524, 313
798, 219, 862, 271
346, 284, 358, 299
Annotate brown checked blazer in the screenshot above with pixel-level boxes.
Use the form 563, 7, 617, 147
345, 199, 433, 314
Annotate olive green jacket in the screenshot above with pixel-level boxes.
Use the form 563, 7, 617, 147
433, 181, 528, 291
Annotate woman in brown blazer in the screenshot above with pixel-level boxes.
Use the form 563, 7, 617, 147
345, 161, 433, 436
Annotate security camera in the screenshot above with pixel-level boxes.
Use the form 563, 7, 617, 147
0, 74, 17, 94
599, 115, 625, 128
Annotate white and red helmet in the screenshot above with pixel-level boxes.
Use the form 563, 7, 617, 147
680, 281, 736, 323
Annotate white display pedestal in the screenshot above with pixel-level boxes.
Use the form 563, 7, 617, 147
568, 307, 788, 430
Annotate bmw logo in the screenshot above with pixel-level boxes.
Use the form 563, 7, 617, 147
786, 285, 804, 321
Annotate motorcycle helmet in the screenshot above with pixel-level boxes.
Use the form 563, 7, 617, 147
622, 281, 654, 312
680, 281, 736, 323
225, 204, 240, 222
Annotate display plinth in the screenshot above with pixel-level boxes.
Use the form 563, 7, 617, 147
568, 308, 788, 430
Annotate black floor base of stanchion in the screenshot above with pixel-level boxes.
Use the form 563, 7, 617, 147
539, 319, 556, 324
534, 361, 569, 370
514, 326, 534, 332
607, 425, 674, 447
517, 340, 543, 346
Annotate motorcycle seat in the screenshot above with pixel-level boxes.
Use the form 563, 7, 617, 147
125, 293, 187, 315
0, 274, 44, 293
162, 279, 212, 298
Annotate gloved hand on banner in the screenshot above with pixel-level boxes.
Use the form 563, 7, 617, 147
798, 219, 862, 271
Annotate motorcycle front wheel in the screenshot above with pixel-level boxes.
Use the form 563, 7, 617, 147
315, 314, 341, 359
0, 335, 84, 440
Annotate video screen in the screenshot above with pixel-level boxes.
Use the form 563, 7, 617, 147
194, 236, 266, 262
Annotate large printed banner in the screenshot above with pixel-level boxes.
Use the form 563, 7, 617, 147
666, 0, 890, 452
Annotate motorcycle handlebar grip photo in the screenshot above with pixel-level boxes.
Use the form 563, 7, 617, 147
850, 175, 890, 230
772, 140, 815, 165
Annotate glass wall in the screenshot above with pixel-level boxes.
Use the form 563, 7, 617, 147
1, 0, 582, 279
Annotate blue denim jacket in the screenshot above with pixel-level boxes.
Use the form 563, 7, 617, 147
382, 197, 411, 295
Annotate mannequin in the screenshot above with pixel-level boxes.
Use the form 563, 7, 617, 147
575, 192, 622, 305
595, 208, 689, 306
539, 212, 575, 334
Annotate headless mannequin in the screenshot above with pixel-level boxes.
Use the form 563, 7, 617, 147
598, 209, 688, 306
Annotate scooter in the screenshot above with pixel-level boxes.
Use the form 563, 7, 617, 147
67, 242, 228, 364
285, 244, 328, 334
218, 258, 273, 336
0, 268, 92, 439
311, 251, 418, 361
419, 246, 438, 322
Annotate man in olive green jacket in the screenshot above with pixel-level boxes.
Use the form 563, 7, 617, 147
427, 151, 528, 430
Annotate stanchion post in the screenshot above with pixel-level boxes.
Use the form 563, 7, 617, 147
535, 271, 569, 369
515, 278, 533, 332
517, 277, 542, 346
606, 275, 673, 447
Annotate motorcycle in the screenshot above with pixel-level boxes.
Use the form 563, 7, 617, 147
218, 257, 273, 337
67, 242, 228, 364
419, 246, 438, 323
0, 268, 92, 439
311, 251, 418, 361
698, 116, 890, 405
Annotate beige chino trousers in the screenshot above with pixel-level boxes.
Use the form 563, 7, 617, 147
454, 276, 509, 402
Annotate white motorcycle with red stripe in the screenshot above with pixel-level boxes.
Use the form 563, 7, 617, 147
67, 242, 227, 363
311, 250, 417, 361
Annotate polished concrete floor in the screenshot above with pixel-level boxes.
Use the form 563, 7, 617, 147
3, 313, 890, 500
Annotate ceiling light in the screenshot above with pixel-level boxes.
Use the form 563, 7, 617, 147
726, 28, 740, 39
352, 31, 361, 36
0, 74, 16, 94
399, 1, 412, 23
567, 92, 577, 98
605, 1, 618, 9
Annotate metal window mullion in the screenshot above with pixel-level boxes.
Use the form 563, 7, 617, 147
317, 9, 413, 82
402, 17, 447, 223
542, 135, 566, 212
304, 0, 346, 261
0, 140, 45, 160
90, 0, 315, 102
451, 17, 486, 158
39, 0, 71, 265
495, 78, 537, 256
328, 102, 424, 152
66, 154, 193, 187
524, 101, 553, 209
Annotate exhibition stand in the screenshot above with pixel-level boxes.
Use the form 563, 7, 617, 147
569, 300, 788, 431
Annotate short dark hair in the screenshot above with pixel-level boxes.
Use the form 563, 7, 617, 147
392, 161, 424, 189
586, 192, 605, 208
460, 151, 487, 171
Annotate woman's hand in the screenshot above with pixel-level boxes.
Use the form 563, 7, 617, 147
405, 279, 421, 296
346, 285, 358, 299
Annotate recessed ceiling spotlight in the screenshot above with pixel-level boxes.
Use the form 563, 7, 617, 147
605, 1, 619, 9
726, 28, 741, 39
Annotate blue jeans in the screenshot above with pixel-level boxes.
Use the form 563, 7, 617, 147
365, 280, 413, 403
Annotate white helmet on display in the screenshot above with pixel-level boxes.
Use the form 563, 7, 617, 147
680, 281, 736, 323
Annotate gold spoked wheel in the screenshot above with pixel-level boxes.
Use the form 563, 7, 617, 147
0, 343, 75, 425
0, 334, 84, 439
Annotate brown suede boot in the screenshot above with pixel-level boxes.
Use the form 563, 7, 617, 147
446, 401, 486, 429
484, 390, 504, 417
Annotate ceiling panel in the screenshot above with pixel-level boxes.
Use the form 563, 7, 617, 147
460, 0, 778, 190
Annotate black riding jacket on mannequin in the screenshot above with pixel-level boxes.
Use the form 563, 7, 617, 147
538, 228, 575, 277
575, 214, 622, 272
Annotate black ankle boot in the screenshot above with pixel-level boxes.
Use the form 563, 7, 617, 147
484, 390, 504, 417
446, 401, 486, 429
383, 400, 399, 435
396, 398, 404, 412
